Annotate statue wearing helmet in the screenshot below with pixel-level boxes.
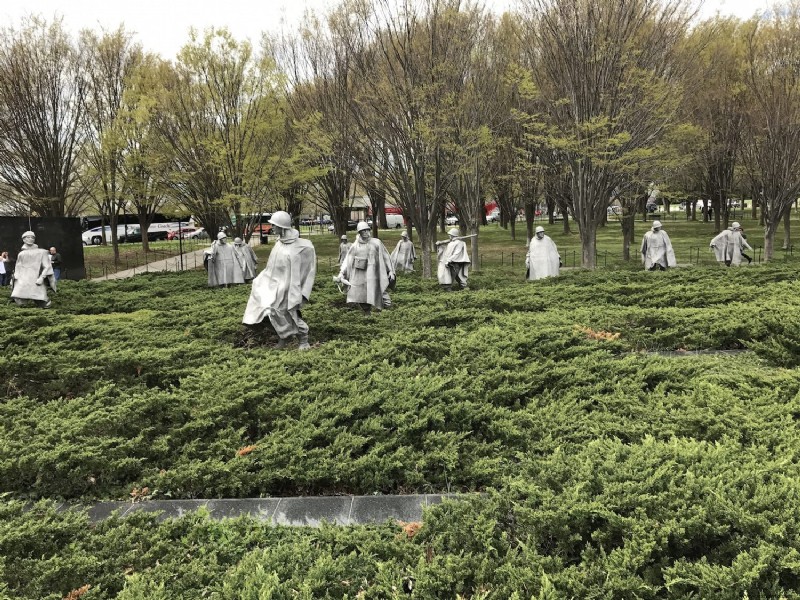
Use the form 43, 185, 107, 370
710, 221, 752, 267
334, 220, 395, 313
232, 237, 258, 281
436, 228, 470, 290
243, 211, 316, 349
10, 230, 56, 308
338, 234, 352, 266
208, 231, 244, 287
641, 220, 676, 271
390, 230, 416, 273
526, 226, 560, 280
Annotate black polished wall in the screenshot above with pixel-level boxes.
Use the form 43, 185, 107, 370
0, 217, 86, 280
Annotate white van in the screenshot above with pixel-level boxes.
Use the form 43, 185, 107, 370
385, 213, 405, 229
81, 225, 129, 246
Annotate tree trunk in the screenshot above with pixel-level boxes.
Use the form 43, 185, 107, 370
580, 221, 597, 268
764, 226, 775, 261
470, 231, 479, 273
783, 205, 792, 250
621, 210, 635, 261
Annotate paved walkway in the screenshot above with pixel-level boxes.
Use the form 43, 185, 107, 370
92, 248, 208, 281
61, 494, 463, 525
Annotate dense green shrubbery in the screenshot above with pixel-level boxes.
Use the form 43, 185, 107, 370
2, 265, 800, 499
3, 263, 800, 597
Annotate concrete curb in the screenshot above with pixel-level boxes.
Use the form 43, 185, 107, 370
59, 494, 465, 526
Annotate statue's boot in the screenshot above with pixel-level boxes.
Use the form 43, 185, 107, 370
275, 337, 290, 349
298, 334, 311, 350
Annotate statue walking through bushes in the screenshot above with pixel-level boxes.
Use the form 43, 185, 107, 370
242, 211, 316, 350
10, 231, 56, 308
338, 234, 351, 265
436, 228, 471, 290
334, 221, 395, 314
390, 230, 416, 273
641, 220, 676, 271
710, 221, 752, 267
233, 237, 258, 281
208, 232, 245, 287
526, 226, 560, 280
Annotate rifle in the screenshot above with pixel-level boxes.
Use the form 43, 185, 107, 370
435, 233, 478, 246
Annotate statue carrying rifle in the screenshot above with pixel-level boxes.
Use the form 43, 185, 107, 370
437, 229, 473, 291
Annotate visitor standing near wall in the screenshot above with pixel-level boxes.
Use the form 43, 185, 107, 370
49, 247, 62, 281
0, 251, 8, 286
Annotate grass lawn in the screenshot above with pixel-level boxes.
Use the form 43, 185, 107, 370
81, 207, 797, 277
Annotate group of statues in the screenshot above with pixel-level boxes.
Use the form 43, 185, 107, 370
710, 221, 753, 266
240, 215, 567, 349
639, 219, 753, 271
206, 232, 259, 287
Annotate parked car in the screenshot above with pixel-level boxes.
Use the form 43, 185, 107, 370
167, 228, 198, 240
328, 220, 359, 232
445, 215, 459, 226
185, 228, 209, 240
607, 205, 622, 215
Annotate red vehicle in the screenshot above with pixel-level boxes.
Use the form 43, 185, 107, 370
167, 228, 197, 240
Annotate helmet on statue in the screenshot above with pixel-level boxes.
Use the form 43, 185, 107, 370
268, 211, 293, 229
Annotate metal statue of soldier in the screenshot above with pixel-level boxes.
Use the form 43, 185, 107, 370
242, 211, 316, 350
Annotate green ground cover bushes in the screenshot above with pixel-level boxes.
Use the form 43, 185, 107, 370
3, 256, 800, 597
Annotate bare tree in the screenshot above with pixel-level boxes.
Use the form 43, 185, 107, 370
740, 8, 800, 260
0, 17, 88, 216
276, 10, 360, 236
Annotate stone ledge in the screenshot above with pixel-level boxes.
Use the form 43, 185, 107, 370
63, 494, 465, 526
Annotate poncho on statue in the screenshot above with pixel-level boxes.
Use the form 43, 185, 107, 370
339, 236, 394, 309
390, 236, 416, 272
338, 241, 352, 265
208, 236, 245, 287
11, 240, 56, 307
640, 222, 676, 270
437, 231, 470, 289
233, 239, 258, 280
242, 228, 316, 340
710, 223, 751, 266
526, 229, 560, 280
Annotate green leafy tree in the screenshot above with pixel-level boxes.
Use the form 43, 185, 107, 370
155, 28, 299, 239
520, 0, 695, 268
